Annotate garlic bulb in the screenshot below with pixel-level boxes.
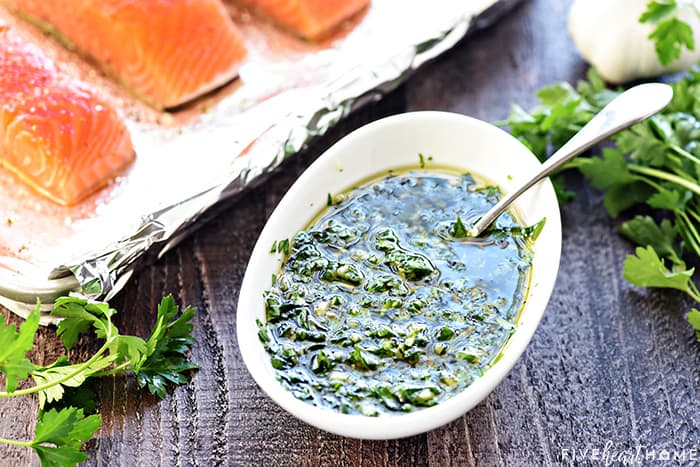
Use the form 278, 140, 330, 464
568, 0, 700, 83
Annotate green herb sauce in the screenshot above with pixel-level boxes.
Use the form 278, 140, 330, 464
258, 171, 535, 416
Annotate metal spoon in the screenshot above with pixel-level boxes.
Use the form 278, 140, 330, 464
469, 82, 674, 237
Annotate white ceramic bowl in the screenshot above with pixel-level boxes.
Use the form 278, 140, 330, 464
237, 111, 562, 439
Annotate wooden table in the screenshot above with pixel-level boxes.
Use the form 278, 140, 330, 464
2, 0, 699, 465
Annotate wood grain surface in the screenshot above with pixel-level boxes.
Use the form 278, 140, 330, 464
2, 0, 699, 465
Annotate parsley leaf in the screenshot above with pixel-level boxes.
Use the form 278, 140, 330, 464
502, 69, 614, 202
53, 295, 114, 349
536, 81, 580, 106
506, 58, 700, 341
623, 246, 696, 295
0, 293, 197, 465
496, 218, 547, 241
647, 188, 692, 211
615, 122, 668, 166
574, 149, 655, 217
271, 238, 290, 255
578, 148, 637, 189
640, 1, 696, 65
650, 17, 695, 66
640, 0, 678, 24
522, 218, 547, 241
32, 355, 116, 409
450, 216, 468, 238
53, 301, 102, 350
112, 335, 148, 366
31, 407, 101, 467
688, 309, 700, 341
619, 216, 681, 263
603, 182, 656, 218
0, 306, 39, 392
134, 295, 198, 398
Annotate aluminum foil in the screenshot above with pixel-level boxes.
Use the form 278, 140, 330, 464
0, 0, 522, 320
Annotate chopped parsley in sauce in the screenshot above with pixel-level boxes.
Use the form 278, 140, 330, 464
258, 171, 536, 416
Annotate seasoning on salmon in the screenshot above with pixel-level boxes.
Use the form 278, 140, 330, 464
5, 0, 248, 108
234, 0, 370, 40
0, 21, 134, 206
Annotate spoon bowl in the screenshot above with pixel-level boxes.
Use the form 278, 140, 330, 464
469, 82, 673, 236
236, 111, 562, 439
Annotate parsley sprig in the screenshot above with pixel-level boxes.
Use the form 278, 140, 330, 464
0, 294, 197, 466
640, 0, 699, 66
504, 68, 700, 341
0, 407, 101, 467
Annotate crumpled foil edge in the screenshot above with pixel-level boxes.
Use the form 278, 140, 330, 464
0, 0, 523, 323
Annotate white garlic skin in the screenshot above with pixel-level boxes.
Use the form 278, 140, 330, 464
568, 0, 700, 83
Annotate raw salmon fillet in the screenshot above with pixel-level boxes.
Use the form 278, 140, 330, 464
234, 0, 370, 39
0, 21, 134, 206
5, 0, 248, 108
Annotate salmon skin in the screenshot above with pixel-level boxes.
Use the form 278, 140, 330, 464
0, 21, 134, 206
234, 0, 370, 40
5, 0, 248, 108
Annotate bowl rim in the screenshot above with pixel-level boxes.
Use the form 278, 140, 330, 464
236, 110, 562, 439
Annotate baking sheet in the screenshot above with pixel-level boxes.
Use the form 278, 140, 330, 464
0, 0, 523, 319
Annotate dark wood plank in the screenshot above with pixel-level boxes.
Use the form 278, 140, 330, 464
2, 0, 700, 465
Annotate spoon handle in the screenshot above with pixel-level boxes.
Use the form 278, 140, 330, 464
469, 82, 674, 237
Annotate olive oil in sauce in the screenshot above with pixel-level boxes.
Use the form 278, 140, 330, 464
258, 171, 537, 416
